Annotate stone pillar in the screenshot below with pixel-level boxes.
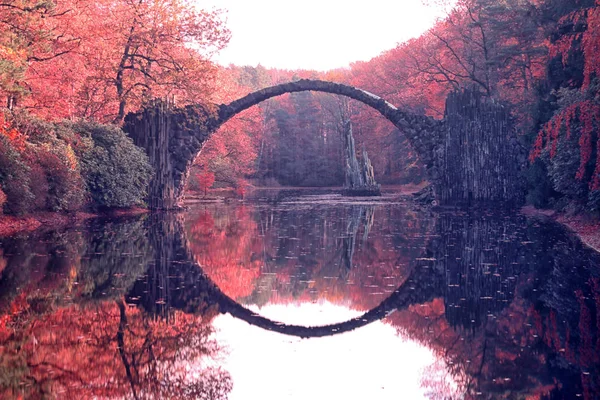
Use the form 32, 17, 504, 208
125, 101, 177, 209
439, 89, 526, 206
342, 120, 381, 196
124, 101, 215, 209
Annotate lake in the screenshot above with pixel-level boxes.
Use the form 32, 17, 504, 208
0, 191, 598, 399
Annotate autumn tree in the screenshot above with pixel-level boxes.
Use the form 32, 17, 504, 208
1, 302, 231, 399
403, 0, 546, 103
0, 0, 81, 109
528, 0, 600, 210
17, 0, 230, 122
196, 169, 215, 196
190, 66, 264, 189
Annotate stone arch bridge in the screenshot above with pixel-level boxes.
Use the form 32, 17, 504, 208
124, 79, 526, 208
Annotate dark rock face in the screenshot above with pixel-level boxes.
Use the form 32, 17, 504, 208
125, 80, 525, 208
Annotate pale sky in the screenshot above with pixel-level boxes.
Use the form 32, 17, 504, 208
202, 0, 450, 71
211, 302, 459, 399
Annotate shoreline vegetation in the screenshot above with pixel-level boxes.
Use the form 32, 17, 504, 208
2, 186, 598, 257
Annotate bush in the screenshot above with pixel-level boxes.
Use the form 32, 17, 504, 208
0, 135, 34, 214
525, 159, 558, 208
28, 145, 86, 212
69, 121, 152, 208
0, 112, 151, 212
11, 112, 87, 212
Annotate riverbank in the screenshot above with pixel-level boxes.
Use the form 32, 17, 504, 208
0, 208, 148, 238
521, 205, 600, 253
556, 214, 600, 253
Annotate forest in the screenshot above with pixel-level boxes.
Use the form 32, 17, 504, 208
0, 0, 599, 214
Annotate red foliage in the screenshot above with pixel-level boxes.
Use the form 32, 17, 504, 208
185, 207, 261, 300
1, 301, 230, 399
530, 100, 600, 188
190, 67, 261, 188
5, 0, 230, 122
0, 113, 25, 151
582, 1, 600, 88
196, 169, 215, 196
530, 1, 600, 191
235, 179, 249, 199
0, 188, 5, 214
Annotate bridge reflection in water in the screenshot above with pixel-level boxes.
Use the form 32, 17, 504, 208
0, 198, 599, 399
126, 200, 600, 399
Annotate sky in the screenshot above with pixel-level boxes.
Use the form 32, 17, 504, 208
202, 0, 450, 71
210, 302, 458, 399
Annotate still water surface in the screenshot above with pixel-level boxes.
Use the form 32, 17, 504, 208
0, 192, 599, 399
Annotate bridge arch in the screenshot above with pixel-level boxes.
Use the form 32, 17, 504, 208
217, 79, 438, 134
125, 82, 525, 209
125, 79, 443, 209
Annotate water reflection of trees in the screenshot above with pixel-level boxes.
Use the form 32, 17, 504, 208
387, 213, 600, 399
0, 301, 229, 399
1, 207, 599, 399
0, 218, 152, 316
183, 203, 436, 310
0, 217, 231, 400
184, 206, 262, 301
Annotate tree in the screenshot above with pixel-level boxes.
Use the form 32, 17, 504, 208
1, 302, 232, 399
192, 67, 262, 188
20, 0, 230, 122
529, 1, 600, 211
399, 0, 547, 127
196, 169, 215, 196
0, 112, 33, 214
0, 0, 80, 109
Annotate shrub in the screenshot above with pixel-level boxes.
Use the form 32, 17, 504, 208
69, 121, 152, 208
525, 159, 558, 208
27, 158, 50, 210
0, 135, 34, 214
0, 111, 150, 212
27, 145, 86, 212
11, 111, 87, 212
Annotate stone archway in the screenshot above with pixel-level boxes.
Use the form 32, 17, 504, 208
124, 79, 444, 209
124, 81, 525, 209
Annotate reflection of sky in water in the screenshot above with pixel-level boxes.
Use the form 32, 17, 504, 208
213, 302, 458, 400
